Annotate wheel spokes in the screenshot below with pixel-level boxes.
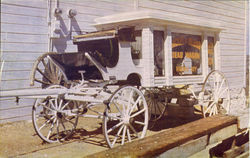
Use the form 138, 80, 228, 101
107, 121, 123, 134
202, 71, 231, 117
32, 95, 78, 143
103, 86, 148, 148
121, 125, 127, 145
31, 52, 67, 88
111, 125, 124, 147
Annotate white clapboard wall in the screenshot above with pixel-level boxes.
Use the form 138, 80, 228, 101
0, 0, 135, 123
0, 0, 247, 123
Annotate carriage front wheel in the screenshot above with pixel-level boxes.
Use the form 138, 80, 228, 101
32, 86, 78, 143
103, 86, 149, 148
201, 70, 231, 117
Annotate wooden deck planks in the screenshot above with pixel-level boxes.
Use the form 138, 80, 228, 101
87, 115, 237, 158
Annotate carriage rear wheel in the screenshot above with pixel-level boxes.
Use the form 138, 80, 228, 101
30, 52, 67, 88
201, 70, 231, 117
143, 89, 167, 129
32, 85, 78, 143
103, 86, 148, 148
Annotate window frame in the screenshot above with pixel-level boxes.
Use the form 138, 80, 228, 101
164, 27, 219, 85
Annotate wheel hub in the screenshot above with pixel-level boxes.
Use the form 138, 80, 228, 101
57, 112, 63, 119
123, 115, 130, 125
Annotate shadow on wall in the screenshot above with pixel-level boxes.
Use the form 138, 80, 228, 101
52, 16, 82, 53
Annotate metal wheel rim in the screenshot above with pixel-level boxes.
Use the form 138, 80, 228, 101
103, 86, 148, 148
201, 70, 231, 117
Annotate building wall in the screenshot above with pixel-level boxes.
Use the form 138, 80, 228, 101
0, 0, 48, 122
0, 0, 135, 122
0, 0, 247, 122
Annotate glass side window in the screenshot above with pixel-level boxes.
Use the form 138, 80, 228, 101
154, 30, 165, 76
208, 36, 215, 72
131, 30, 142, 60
172, 32, 202, 76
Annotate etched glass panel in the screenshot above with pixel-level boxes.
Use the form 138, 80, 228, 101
208, 36, 215, 72
172, 32, 202, 76
154, 30, 165, 76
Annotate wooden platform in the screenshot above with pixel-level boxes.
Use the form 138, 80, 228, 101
87, 115, 238, 158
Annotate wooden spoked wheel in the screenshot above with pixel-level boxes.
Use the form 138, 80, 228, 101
143, 89, 167, 129
32, 85, 78, 143
201, 70, 231, 117
30, 52, 67, 88
144, 89, 167, 121
103, 86, 148, 148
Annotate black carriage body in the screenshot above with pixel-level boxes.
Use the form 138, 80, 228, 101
48, 52, 102, 81
48, 29, 128, 81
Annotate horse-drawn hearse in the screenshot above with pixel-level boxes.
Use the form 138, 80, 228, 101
0, 11, 231, 148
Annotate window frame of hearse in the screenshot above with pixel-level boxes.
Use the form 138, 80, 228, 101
162, 26, 219, 85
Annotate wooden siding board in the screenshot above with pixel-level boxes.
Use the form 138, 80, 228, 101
224, 72, 245, 79
0, 99, 34, 109
221, 45, 245, 51
1, 52, 43, 62
1, 43, 47, 52
1, 23, 48, 34
61, 0, 134, 10
99, 0, 134, 6
222, 59, 245, 65
1, 62, 34, 71
0, 79, 36, 90
55, 1, 119, 17
139, 0, 245, 25
153, 0, 245, 19
1, 3, 47, 17
1, 33, 48, 44
1, 71, 38, 81
1, 13, 47, 26
220, 51, 245, 56
221, 49, 245, 55
220, 33, 245, 40
220, 38, 245, 46
221, 29, 245, 35
1, 0, 47, 9
192, 1, 245, 14
221, 67, 245, 73
216, 0, 245, 9
220, 55, 245, 61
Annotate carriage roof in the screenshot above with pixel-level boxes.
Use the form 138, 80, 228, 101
93, 11, 223, 31
73, 30, 117, 43
73, 11, 223, 44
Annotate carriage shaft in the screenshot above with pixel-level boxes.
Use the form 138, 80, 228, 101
0, 88, 68, 98
0, 88, 109, 104
64, 94, 106, 103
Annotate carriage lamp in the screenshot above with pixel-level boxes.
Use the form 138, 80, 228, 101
54, 8, 62, 17
68, 9, 77, 18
